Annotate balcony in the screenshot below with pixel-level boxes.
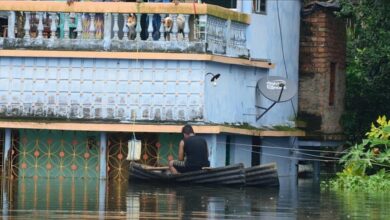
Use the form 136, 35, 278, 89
0, 1, 250, 58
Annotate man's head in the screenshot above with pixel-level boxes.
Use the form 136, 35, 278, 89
181, 124, 194, 139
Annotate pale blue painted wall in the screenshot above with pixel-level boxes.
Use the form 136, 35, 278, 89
0, 56, 289, 128
203, 62, 268, 126
229, 135, 252, 168
215, 134, 227, 167
199, 134, 216, 167
0, 58, 205, 121
198, 134, 224, 168
260, 137, 298, 178
204, 135, 299, 173
244, 0, 301, 126
201, 134, 252, 168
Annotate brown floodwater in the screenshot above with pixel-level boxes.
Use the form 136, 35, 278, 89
1, 177, 390, 219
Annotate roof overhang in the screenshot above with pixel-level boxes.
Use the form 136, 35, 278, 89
0, 120, 305, 137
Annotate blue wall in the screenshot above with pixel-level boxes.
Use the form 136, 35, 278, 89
203, 62, 268, 126
202, 134, 250, 168
0, 56, 293, 128
0, 58, 205, 121
229, 135, 252, 168
245, 0, 301, 126
261, 137, 298, 178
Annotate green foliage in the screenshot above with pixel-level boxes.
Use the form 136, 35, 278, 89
323, 169, 390, 192
342, 116, 390, 174
323, 116, 390, 191
338, 0, 390, 142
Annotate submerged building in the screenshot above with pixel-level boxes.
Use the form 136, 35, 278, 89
0, 0, 304, 183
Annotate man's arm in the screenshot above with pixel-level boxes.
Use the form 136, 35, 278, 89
178, 139, 184, 161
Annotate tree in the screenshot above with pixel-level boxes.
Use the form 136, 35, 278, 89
339, 0, 390, 142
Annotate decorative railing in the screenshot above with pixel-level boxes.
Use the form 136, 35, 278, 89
0, 1, 249, 58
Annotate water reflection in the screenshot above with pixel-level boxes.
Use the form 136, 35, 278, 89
1, 177, 390, 219
125, 182, 280, 219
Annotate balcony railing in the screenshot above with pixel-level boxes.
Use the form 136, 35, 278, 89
0, 1, 250, 58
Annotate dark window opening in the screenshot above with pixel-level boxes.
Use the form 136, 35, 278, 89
203, 0, 237, 9
253, 0, 267, 14
225, 136, 231, 166
251, 136, 261, 166
329, 62, 336, 106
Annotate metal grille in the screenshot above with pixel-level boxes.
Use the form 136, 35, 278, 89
10, 130, 100, 179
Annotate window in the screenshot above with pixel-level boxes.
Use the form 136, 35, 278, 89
253, 0, 267, 14
202, 0, 236, 9
329, 62, 337, 106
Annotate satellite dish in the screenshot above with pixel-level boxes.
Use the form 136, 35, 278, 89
254, 76, 297, 121
256, 76, 297, 102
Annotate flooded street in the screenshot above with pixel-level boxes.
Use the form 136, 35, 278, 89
1, 177, 390, 219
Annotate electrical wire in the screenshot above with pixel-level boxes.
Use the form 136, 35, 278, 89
234, 144, 390, 168
295, 151, 343, 160
276, 0, 297, 118
235, 145, 339, 162
216, 141, 347, 154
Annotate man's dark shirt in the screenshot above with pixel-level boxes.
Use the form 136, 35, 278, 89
184, 136, 210, 168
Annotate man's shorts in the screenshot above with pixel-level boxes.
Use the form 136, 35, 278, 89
172, 160, 201, 173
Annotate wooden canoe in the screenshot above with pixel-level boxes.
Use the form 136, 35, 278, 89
129, 162, 245, 185
129, 162, 279, 187
244, 163, 279, 187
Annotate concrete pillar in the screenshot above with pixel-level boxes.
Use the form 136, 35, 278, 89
200, 134, 217, 167
98, 132, 107, 219
2, 129, 11, 179
103, 13, 112, 50
99, 132, 107, 179
313, 161, 321, 182
98, 179, 106, 220
290, 136, 298, 178
7, 11, 16, 39
215, 134, 227, 167
2, 129, 11, 217
236, 0, 243, 13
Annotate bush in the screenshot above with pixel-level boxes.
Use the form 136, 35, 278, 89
322, 116, 390, 191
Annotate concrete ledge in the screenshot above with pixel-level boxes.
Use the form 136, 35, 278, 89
2, 38, 207, 54
0, 121, 305, 137
0, 50, 275, 69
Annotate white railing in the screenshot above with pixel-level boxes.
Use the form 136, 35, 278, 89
0, 2, 249, 57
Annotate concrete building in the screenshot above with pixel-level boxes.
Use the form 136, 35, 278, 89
0, 1, 304, 185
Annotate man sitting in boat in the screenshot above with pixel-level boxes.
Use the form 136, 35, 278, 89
168, 124, 210, 174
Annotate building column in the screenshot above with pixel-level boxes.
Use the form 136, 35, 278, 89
236, 0, 243, 12
99, 132, 107, 179
2, 129, 11, 217
98, 179, 106, 220
201, 134, 217, 167
290, 136, 298, 178
2, 129, 11, 179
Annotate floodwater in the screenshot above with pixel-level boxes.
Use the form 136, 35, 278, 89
1, 177, 390, 219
